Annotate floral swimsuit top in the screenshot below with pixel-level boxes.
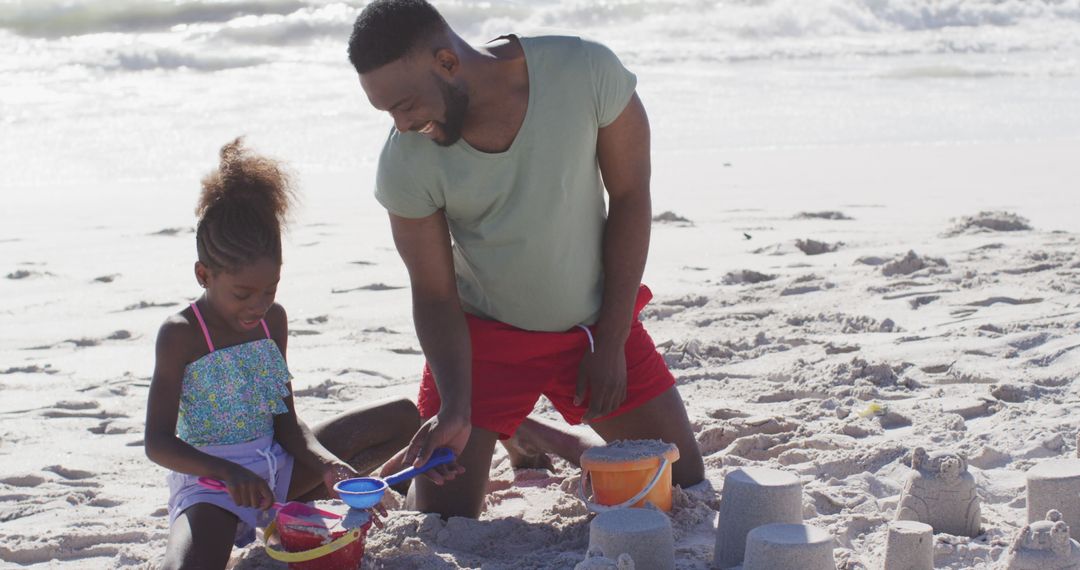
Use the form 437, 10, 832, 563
176, 302, 292, 446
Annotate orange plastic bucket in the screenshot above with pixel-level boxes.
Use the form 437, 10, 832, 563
579, 440, 681, 512
264, 505, 371, 570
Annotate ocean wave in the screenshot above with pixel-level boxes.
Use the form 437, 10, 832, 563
1, 0, 1079, 73
96, 46, 268, 71
0, 0, 305, 38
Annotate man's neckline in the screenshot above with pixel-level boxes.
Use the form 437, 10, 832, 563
455, 34, 534, 159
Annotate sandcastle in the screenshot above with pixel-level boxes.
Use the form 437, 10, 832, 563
575, 550, 635, 570
883, 520, 934, 570
587, 507, 674, 570
713, 467, 803, 568
741, 523, 835, 570
1027, 458, 1080, 533
1000, 510, 1080, 569
895, 447, 981, 537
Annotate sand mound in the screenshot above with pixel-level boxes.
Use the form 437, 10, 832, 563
653, 211, 693, 225
722, 270, 776, 284
881, 250, 948, 276
795, 239, 842, 255
946, 211, 1032, 236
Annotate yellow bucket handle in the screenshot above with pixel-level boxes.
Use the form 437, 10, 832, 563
262, 518, 364, 564
578, 457, 671, 512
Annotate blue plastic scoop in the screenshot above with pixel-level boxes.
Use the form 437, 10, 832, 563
334, 447, 457, 509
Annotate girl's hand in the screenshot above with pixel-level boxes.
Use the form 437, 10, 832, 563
319, 458, 359, 497
369, 500, 388, 529
223, 465, 275, 510
319, 458, 390, 528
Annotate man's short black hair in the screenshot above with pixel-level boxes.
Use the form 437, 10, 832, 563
347, 0, 447, 74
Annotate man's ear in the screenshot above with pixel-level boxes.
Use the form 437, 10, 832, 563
433, 47, 459, 77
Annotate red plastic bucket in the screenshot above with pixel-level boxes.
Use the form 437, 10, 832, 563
265, 504, 371, 570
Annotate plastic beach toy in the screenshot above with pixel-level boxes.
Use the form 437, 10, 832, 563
579, 441, 681, 512
196, 477, 342, 522
334, 447, 456, 509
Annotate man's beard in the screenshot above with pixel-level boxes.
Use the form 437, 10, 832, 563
434, 75, 469, 147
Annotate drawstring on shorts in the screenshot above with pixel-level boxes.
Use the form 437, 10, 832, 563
256, 446, 278, 492
576, 324, 595, 353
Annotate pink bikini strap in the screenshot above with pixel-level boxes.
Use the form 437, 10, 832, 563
189, 303, 215, 352
260, 319, 271, 339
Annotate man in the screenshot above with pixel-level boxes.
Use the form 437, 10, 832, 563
348, 0, 704, 518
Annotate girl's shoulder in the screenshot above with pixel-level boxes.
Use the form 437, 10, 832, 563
263, 302, 288, 342
155, 307, 202, 365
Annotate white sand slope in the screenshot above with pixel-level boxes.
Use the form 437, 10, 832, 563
2, 195, 1079, 570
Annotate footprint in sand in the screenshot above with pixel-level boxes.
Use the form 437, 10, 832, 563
331, 283, 405, 294
908, 295, 940, 309
653, 211, 694, 226
33, 330, 134, 350
288, 329, 321, 336
660, 295, 709, 308
0, 364, 57, 375
45, 465, 95, 480
92, 274, 119, 283
54, 400, 98, 411
793, 211, 853, 221
390, 347, 422, 355
363, 327, 398, 334
40, 408, 126, 420
151, 227, 192, 236
120, 300, 179, 312
306, 315, 329, 325
966, 296, 1044, 307
337, 368, 393, 380
641, 305, 684, 321
781, 283, 832, 296
6, 269, 53, 280
722, 270, 776, 285
0, 474, 47, 487
293, 379, 343, 399
1002, 263, 1059, 275
350, 260, 374, 266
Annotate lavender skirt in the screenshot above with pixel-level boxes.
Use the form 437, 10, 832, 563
167, 434, 295, 547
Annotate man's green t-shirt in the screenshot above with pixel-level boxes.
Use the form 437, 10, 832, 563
374, 35, 637, 332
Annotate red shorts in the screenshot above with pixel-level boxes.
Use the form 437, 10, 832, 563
417, 285, 675, 439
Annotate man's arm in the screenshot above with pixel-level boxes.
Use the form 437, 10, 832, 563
576, 92, 652, 421
389, 211, 473, 467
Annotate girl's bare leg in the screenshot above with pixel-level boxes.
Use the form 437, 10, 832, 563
161, 503, 238, 570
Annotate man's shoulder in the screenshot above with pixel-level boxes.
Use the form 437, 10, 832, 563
381, 126, 435, 159
378, 126, 444, 177
520, 34, 588, 58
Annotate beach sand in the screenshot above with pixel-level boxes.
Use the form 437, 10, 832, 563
2, 138, 1079, 568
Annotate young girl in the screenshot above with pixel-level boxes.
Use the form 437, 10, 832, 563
144, 139, 428, 569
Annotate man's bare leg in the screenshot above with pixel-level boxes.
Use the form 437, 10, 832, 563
588, 386, 704, 487
502, 416, 604, 470
408, 425, 500, 519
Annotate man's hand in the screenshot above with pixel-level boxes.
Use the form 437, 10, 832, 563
575, 339, 628, 423
403, 411, 469, 484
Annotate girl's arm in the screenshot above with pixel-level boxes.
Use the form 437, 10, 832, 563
266, 304, 358, 492
144, 316, 275, 509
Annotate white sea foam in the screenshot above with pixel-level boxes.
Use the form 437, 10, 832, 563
1, 0, 1078, 70
1, 0, 1079, 191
